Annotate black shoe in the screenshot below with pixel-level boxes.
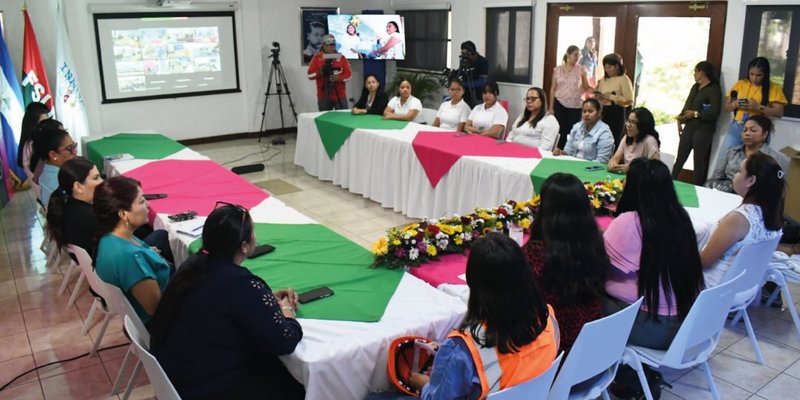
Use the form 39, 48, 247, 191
761, 283, 783, 308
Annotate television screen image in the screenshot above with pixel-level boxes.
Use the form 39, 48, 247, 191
327, 14, 405, 60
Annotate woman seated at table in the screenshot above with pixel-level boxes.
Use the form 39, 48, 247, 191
45, 157, 103, 253
150, 204, 304, 400
352, 74, 389, 116
464, 82, 508, 139
523, 173, 608, 353
18, 102, 50, 188
705, 115, 789, 193
607, 107, 661, 173
32, 124, 77, 208
384, 79, 422, 122
701, 153, 784, 287
432, 79, 471, 131
406, 233, 559, 398
94, 176, 172, 325
506, 87, 560, 149
553, 99, 615, 163
603, 158, 705, 349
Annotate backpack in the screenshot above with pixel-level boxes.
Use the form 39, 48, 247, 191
609, 364, 669, 400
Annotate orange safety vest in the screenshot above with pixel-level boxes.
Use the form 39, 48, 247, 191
447, 305, 559, 399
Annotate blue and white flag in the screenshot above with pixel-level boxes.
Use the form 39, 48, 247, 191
0, 28, 26, 195
56, 0, 91, 145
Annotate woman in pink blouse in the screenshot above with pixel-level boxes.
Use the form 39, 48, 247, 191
549, 45, 591, 150
608, 108, 661, 173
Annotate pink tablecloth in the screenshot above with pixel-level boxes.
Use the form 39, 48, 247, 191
125, 159, 269, 223
409, 216, 614, 287
411, 131, 542, 188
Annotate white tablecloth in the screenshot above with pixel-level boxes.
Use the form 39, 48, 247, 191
102, 151, 467, 400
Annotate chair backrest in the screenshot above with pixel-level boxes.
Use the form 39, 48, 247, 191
661, 271, 744, 367
100, 280, 150, 347
721, 236, 781, 305
548, 298, 643, 400
124, 315, 181, 400
65, 245, 107, 298
489, 351, 564, 399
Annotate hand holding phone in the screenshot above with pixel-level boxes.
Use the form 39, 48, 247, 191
298, 287, 334, 304
248, 244, 276, 258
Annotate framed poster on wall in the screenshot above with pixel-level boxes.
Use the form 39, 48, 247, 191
301, 7, 338, 65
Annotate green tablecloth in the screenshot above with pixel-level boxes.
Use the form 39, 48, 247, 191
314, 112, 409, 159
85, 133, 186, 170
189, 223, 404, 322
530, 158, 699, 208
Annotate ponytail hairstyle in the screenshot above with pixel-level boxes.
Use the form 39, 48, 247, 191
562, 45, 580, 64
747, 57, 771, 107
742, 153, 785, 231
149, 204, 254, 350
18, 102, 50, 168
46, 157, 96, 250
92, 176, 142, 237
31, 123, 69, 167
29, 119, 65, 172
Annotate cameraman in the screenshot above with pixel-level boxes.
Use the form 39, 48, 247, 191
307, 34, 352, 111
458, 41, 489, 107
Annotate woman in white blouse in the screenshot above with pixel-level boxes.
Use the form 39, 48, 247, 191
384, 79, 422, 122
465, 82, 508, 139
433, 79, 471, 132
507, 87, 560, 150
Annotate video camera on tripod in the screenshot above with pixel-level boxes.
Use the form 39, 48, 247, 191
439, 55, 474, 87
321, 53, 342, 78
269, 41, 281, 60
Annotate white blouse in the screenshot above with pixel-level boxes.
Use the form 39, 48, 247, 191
468, 102, 508, 132
387, 95, 423, 123
435, 99, 471, 130
506, 114, 560, 150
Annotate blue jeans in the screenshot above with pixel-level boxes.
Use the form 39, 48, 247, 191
721, 120, 744, 150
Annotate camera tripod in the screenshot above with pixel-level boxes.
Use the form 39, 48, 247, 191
258, 47, 298, 142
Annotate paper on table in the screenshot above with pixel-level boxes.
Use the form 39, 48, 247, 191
457, 274, 466, 282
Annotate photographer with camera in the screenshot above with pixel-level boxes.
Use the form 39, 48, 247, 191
307, 34, 352, 111
457, 41, 489, 108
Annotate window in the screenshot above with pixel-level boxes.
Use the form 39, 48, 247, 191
486, 7, 532, 84
396, 9, 450, 71
741, 5, 800, 118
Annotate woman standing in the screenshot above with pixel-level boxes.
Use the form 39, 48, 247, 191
18, 102, 50, 182
554, 99, 615, 163
608, 107, 661, 173
352, 74, 389, 115
672, 61, 722, 185
507, 87, 560, 149
596, 53, 634, 144
722, 57, 787, 150
578, 37, 598, 86
604, 158, 705, 349
465, 82, 508, 139
384, 79, 422, 122
523, 173, 607, 353
549, 45, 590, 149
433, 79, 471, 131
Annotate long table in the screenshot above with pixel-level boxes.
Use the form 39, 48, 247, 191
89, 134, 467, 400
294, 111, 741, 228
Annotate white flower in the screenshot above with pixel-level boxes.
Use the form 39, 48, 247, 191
409, 248, 419, 260
411, 239, 416, 245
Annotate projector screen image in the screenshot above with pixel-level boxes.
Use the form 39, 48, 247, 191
94, 12, 240, 103
327, 14, 405, 60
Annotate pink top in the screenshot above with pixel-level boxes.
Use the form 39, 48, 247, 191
553, 64, 587, 109
604, 211, 679, 316
613, 135, 660, 165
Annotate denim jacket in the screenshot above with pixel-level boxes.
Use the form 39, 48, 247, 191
563, 120, 615, 163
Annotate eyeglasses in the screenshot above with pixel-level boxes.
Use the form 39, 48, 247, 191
449, 87, 463, 92
214, 201, 249, 240
524, 96, 540, 102
60, 142, 78, 154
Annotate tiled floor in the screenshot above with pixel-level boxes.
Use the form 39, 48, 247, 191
0, 135, 799, 399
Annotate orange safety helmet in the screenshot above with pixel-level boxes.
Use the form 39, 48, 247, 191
387, 336, 438, 397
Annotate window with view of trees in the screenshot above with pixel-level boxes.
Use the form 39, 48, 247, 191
741, 5, 800, 118
486, 7, 532, 84
396, 9, 450, 71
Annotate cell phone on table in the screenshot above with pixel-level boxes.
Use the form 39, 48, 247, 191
584, 165, 605, 172
248, 244, 276, 259
144, 193, 168, 200
298, 287, 334, 304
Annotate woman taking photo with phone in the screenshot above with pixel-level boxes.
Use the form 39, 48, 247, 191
595, 53, 634, 144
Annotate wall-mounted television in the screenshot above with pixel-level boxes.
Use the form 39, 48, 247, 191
327, 14, 405, 60
94, 11, 240, 103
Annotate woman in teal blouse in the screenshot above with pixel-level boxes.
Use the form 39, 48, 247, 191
94, 176, 171, 324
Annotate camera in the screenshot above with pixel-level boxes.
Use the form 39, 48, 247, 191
270, 41, 280, 59
322, 59, 334, 78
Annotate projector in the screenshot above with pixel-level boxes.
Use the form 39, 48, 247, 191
157, 0, 192, 7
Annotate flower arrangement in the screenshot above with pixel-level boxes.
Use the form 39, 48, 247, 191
370, 178, 624, 269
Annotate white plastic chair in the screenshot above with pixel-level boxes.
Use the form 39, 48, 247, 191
763, 261, 800, 341
548, 297, 643, 400
489, 351, 563, 399
64, 245, 115, 357
57, 249, 79, 296
622, 271, 745, 400
100, 281, 149, 400
721, 237, 781, 365
124, 315, 181, 400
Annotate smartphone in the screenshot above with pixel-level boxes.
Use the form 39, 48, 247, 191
584, 165, 605, 172
738, 98, 749, 105
144, 193, 168, 200
298, 287, 334, 304
168, 211, 197, 222
248, 244, 276, 259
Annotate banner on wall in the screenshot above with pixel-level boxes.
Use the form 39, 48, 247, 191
56, 0, 90, 145
0, 31, 24, 203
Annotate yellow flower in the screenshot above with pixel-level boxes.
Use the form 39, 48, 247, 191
438, 224, 455, 235
478, 212, 492, 220
519, 218, 531, 229
495, 221, 503, 229
454, 236, 463, 245
530, 196, 541, 207
371, 236, 389, 256
392, 239, 401, 246
426, 244, 437, 256
454, 225, 463, 233
591, 197, 602, 209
